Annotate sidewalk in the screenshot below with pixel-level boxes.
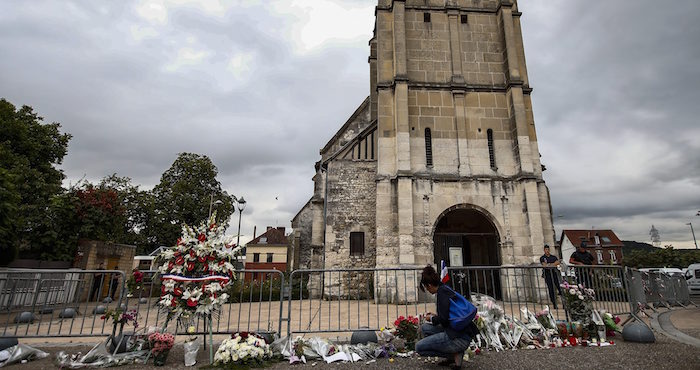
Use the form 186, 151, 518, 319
653, 305, 700, 348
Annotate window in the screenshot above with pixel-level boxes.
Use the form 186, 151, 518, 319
423, 12, 431, 22
266, 253, 273, 263
609, 250, 617, 263
425, 128, 433, 167
260, 237, 267, 244
487, 129, 496, 170
253, 253, 260, 263
350, 232, 365, 256
601, 236, 611, 243
596, 250, 603, 264
460, 14, 468, 24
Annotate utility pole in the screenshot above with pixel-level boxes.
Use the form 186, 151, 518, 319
687, 223, 698, 250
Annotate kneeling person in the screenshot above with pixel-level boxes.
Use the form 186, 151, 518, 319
416, 265, 477, 369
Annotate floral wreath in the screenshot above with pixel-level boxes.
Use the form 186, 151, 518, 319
157, 214, 242, 319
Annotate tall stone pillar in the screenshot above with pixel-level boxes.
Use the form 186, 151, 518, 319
501, 2, 534, 174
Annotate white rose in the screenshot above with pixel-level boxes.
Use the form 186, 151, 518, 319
569, 289, 576, 295
578, 295, 584, 300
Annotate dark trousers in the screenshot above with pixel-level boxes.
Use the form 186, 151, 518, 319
110, 279, 119, 299
90, 277, 103, 301
544, 272, 561, 309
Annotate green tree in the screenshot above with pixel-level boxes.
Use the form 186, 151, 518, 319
146, 153, 235, 252
0, 99, 71, 264
97, 174, 154, 253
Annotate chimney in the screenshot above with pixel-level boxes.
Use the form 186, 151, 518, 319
253, 226, 256, 239
267, 226, 273, 231
277, 227, 285, 234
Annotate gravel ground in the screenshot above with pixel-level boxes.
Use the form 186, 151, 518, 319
4, 332, 699, 370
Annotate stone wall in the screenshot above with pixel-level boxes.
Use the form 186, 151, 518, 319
322, 160, 377, 297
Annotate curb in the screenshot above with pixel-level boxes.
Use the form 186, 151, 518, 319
650, 310, 700, 348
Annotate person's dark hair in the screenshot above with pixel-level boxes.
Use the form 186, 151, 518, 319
419, 265, 441, 292
544, 244, 550, 250
579, 241, 587, 248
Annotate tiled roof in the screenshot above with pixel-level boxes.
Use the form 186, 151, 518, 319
560, 229, 624, 247
246, 227, 288, 246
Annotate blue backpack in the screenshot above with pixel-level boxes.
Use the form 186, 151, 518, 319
447, 287, 477, 331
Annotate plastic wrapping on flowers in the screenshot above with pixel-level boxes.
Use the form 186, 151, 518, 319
214, 332, 273, 367
560, 281, 595, 327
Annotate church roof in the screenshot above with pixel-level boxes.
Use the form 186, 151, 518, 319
320, 96, 370, 157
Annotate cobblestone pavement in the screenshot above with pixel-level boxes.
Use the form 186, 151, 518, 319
4, 331, 699, 370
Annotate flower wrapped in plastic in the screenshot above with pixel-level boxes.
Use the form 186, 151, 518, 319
214, 332, 273, 367
560, 281, 595, 326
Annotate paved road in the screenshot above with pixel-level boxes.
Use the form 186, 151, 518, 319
5, 330, 700, 370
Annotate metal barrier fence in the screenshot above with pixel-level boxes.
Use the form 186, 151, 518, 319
0, 269, 126, 338
0, 265, 692, 339
627, 269, 692, 312
0, 269, 286, 338
287, 268, 431, 336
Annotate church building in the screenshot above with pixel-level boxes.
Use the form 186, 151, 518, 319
292, 0, 555, 295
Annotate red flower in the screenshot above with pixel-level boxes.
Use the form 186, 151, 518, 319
174, 251, 181, 257
176, 238, 182, 245
187, 262, 195, 271
175, 256, 185, 265
209, 223, 216, 230
173, 287, 183, 296
100, 315, 106, 320
190, 250, 196, 258
475, 348, 481, 355
198, 234, 206, 242
203, 265, 209, 273
171, 299, 177, 307
198, 256, 206, 263
569, 337, 577, 346
168, 262, 174, 270
186, 298, 198, 307
161, 286, 166, 295
218, 260, 226, 266
208, 255, 216, 261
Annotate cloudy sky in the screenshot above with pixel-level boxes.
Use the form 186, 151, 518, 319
1, 0, 698, 249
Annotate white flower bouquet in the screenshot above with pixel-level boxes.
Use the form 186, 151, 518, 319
214, 332, 273, 367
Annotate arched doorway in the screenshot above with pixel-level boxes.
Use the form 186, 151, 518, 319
433, 205, 502, 298
433, 206, 501, 267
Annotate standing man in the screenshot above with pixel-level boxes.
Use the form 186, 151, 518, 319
110, 266, 121, 300
540, 245, 561, 309
569, 242, 595, 287
90, 262, 105, 301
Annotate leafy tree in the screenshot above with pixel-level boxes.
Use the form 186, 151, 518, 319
146, 153, 235, 252
0, 99, 71, 264
97, 174, 153, 251
624, 245, 700, 268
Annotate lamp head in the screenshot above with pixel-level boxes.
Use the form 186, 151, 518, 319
237, 196, 247, 212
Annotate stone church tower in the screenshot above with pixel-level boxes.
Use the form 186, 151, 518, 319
292, 0, 555, 299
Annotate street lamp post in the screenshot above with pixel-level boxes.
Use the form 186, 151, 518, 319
687, 222, 698, 250
236, 197, 247, 249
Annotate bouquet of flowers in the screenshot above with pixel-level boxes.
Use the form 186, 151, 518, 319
289, 336, 307, 364
157, 214, 241, 320
102, 308, 139, 329
535, 307, 556, 330
183, 322, 199, 366
127, 269, 145, 297
560, 281, 595, 326
602, 312, 621, 337
148, 332, 174, 366
393, 315, 419, 343
214, 332, 272, 367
